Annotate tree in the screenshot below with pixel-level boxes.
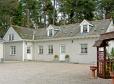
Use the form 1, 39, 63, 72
59, 0, 96, 24
12, 1, 24, 26
0, 0, 18, 28
75, 0, 96, 21
101, 0, 114, 19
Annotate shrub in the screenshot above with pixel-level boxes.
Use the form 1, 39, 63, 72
54, 55, 59, 58
65, 55, 69, 59
111, 48, 114, 57
112, 64, 114, 71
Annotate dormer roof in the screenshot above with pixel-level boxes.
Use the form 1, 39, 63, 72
80, 19, 93, 26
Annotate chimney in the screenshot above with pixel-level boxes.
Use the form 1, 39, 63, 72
32, 31, 35, 40
103, 8, 106, 20
103, 13, 105, 20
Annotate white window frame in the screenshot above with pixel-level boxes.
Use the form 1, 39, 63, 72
39, 45, 43, 54
48, 45, 53, 54
48, 29, 53, 37
83, 25, 88, 33
27, 47, 31, 54
10, 46, 16, 55
81, 44, 88, 53
9, 34, 14, 41
60, 44, 65, 54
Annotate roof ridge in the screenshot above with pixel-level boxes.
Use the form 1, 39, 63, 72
12, 25, 36, 31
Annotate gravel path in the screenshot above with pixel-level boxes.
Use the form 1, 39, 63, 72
0, 61, 111, 84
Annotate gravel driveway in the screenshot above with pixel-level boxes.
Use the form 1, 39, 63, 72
0, 61, 111, 84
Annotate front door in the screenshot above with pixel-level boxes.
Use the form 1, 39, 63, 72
27, 46, 32, 60
59, 44, 65, 61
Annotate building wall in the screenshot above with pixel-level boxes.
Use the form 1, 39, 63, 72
0, 43, 3, 59
33, 37, 98, 64
106, 20, 114, 32
4, 42, 23, 61
23, 41, 33, 60
3, 27, 22, 42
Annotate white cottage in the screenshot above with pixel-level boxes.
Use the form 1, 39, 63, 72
3, 19, 113, 64
0, 38, 4, 62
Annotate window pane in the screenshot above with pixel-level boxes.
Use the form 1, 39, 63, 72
10, 46, 16, 55
39, 45, 43, 54
83, 25, 87, 33
48, 45, 53, 54
12, 34, 14, 40
27, 47, 31, 53
9, 34, 11, 40
61, 45, 65, 53
81, 44, 88, 53
9, 34, 14, 41
49, 29, 53, 36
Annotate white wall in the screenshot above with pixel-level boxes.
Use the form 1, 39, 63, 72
80, 19, 92, 33
23, 41, 33, 60
3, 27, 22, 42
106, 20, 114, 32
33, 37, 98, 64
0, 43, 3, 58
4, 42, 23, 61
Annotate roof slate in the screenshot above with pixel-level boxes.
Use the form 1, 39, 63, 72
12, 19, 111, 40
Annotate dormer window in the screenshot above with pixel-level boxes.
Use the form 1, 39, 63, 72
89, 25, 94, 29
83, 25, 88, 33
47, 25, 60, 37
9, 34, 14, 41
49, 29, 53, 37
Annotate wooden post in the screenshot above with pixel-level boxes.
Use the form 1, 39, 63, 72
104, 46, 106, 78
90, 66, 97, 79
97, 47, 99, 77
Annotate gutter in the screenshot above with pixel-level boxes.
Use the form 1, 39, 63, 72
23, 35, 100, 42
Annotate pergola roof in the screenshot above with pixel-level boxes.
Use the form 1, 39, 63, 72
94, 31, 114, 47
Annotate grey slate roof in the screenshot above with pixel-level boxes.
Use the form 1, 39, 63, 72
12, 19, 111, 40
12, 26, 35, 40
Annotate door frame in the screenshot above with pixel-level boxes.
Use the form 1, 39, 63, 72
59, 44, 65, 61
26, 46, 32, 60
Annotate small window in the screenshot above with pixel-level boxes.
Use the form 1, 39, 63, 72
60, 45, 65, 54
9, 34, 11, 40
81, 44, 88, 53
27, 47, 31, 53
89, 25, 93, 29
39, 45, 43, 54
83, 25, 87, 33
49, 29, 53, 36
10, 46, 16, 55
48, 45, 53, 54
9, 34, 14, 41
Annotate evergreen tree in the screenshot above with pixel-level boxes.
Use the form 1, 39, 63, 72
101, 0, 114, 19
59, 0, 96, 23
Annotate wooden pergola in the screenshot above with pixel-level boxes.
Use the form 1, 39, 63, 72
94, 31, 114, 79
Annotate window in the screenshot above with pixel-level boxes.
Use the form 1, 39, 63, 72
89, 25, 93, 29
39, 45, 43, 54
81, 44, 88, 53
48, 45, 53, 54
9, 34, 14, 41
10, 46, 16, 55
27, 47, 31, 54
83, 25, 88, 33
49, 29, 53, 36
60, 45, 65, 54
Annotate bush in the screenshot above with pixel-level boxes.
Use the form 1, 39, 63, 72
65, 55, 69, 58
111, 48, 114, 57
54, 55, 59, 58
112, 64, 114, 71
